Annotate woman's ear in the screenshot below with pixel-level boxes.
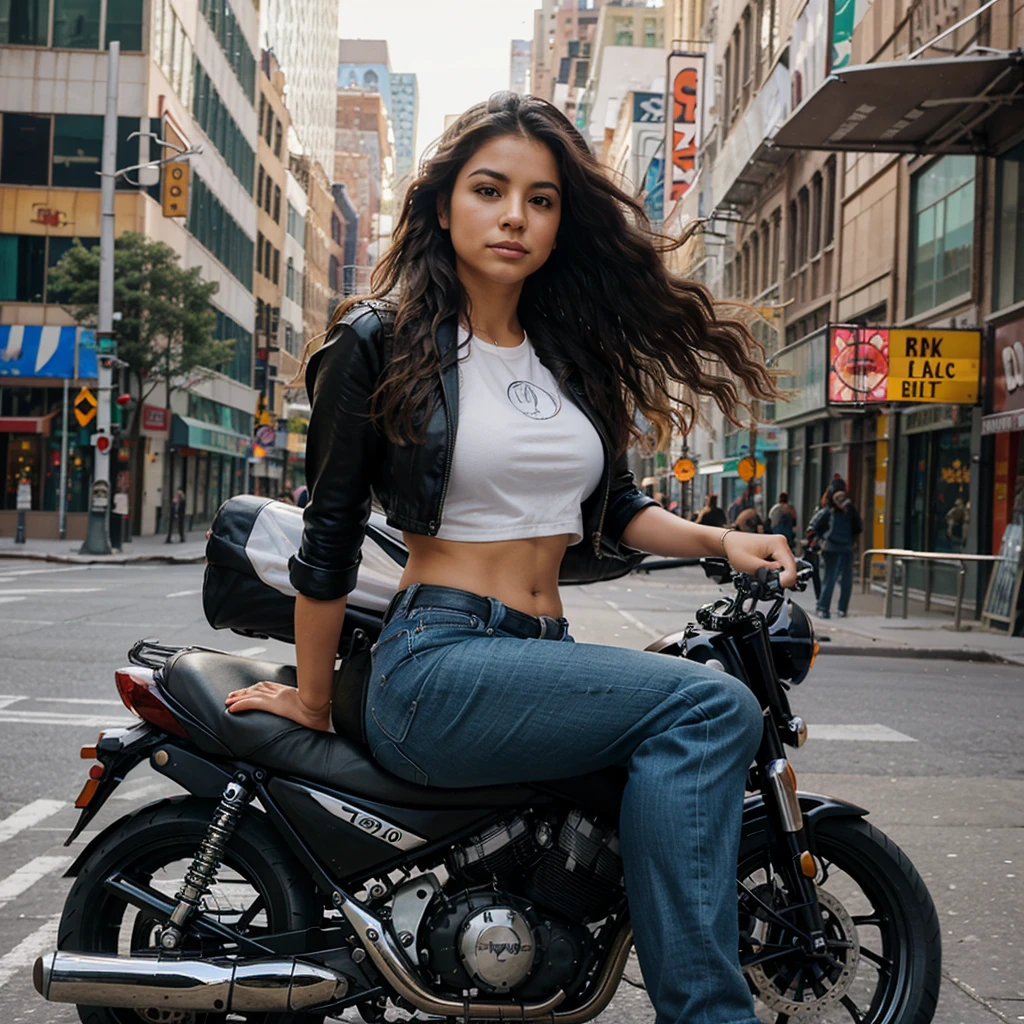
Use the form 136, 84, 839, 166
436, 194, 449, 230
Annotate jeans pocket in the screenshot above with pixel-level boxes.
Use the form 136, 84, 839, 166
369, 738, 430, 786
369, 643, 424, 744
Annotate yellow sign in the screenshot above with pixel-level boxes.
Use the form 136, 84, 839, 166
673, 457, 696, 482
73, 387, 98, 427
886, 329, 981, 404
737, 456, 765, 482
161, 161, 190, 218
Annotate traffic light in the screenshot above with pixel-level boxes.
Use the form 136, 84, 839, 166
162, 161, 190, 217
93, 431, 112, 455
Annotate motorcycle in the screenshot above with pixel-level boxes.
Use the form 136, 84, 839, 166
33, 507, 941, 1024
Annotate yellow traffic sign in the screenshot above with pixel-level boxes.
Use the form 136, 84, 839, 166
737, 456, 765, 482
886, 329, 981, 404
74, 387, 98, 427
673, 457, 696, 482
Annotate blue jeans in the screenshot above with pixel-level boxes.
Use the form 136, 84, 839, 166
364, 584, 763, 1024
819, 549, 853, 615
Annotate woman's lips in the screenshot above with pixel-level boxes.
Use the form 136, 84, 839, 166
489, 244, 528, 259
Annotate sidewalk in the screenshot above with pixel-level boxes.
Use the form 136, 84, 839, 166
799, 582, 1024, 666
0, 530, 207, 565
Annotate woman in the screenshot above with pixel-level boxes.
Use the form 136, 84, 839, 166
225, 93, 796, 1024
808, 488, 862, 618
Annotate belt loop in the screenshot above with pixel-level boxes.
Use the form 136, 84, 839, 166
390, 583, 419, 621
484, 596, 506, 633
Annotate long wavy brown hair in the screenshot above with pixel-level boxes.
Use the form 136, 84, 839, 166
325, 91, 777, 454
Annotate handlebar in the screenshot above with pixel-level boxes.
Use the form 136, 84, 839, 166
701, 558, 813, 599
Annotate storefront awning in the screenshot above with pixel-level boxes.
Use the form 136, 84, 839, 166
170, 415, 250, 457
0, 326, 98, 379
772, 51, 1024, 156
0, 415, 55, 435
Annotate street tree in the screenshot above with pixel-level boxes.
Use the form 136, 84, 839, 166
49, 232, 238, 533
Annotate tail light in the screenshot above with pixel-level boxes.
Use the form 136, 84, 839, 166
114, 668, 188, 738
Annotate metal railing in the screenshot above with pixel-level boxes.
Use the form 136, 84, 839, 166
861, 548, 1005, 631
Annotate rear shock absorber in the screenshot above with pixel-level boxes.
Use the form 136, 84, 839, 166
159, 776, 252, 950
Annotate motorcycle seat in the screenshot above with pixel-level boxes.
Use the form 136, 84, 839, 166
160, 649, 539, 809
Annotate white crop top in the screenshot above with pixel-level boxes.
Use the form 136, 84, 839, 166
434, 327, 604, 545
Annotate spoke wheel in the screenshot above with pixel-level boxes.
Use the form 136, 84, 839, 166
58, 796, 326, 1024
739, 817, 940, 1024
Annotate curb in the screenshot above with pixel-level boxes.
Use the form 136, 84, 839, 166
0, 549, 206, 566
818, 642, 1018, 665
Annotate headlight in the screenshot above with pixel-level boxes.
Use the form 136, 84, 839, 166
767, 599, 816, 684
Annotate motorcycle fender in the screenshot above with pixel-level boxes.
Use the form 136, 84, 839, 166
646, 629, 745, 679
741, 790, 868, 846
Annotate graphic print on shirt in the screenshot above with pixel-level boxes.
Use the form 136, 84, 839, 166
507, 380, 561, 420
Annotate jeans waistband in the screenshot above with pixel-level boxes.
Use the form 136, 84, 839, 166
383, 584, 568, 641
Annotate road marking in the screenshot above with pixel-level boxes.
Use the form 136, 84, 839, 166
811, 724, 917, 742
602, 600, 661, 639
232, 646, 267, 657
0, 566, 91, 578
0, 800, 67, 845
0, 588, 106, 595
0, 697, 26, 711
0, 618, 54, 625
166, 589, 201, 598
0, 597, 26, 606
35, 698, 126, 706
0, 711, 134, 728
0, 913, 61, 988
0, 855, 73, 910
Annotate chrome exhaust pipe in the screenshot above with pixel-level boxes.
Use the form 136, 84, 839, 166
34, 951, 347, 1012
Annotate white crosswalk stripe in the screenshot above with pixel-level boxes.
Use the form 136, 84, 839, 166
0, 801, 67, 846
0, 711, 134, 728
0, 856, 72, 911
0, 914, 61, 989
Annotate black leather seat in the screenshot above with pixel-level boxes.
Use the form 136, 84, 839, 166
161, 650, 540, 809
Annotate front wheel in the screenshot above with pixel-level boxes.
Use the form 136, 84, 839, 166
57, 796, 326, 1024
739, 817, 941, 1024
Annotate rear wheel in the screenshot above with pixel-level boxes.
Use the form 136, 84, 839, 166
58, 796, 326, 1024
739, 817, 941, 1024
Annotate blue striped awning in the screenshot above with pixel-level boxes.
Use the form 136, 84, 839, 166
0, 325, 98, 379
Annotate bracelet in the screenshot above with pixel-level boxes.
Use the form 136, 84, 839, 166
720, 527, 736, 554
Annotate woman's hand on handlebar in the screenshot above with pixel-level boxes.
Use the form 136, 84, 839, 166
225, 682, 332, 732
722, 529, 798, 588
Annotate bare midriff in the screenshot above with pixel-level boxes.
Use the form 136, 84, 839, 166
400, 533, 571, 619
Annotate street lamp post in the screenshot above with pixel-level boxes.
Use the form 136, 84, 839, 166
79, 40, 120, 555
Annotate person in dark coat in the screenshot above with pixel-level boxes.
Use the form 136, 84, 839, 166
808, 488, 862, 618
696, 493, 727, 528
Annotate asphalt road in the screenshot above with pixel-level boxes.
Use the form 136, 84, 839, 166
0, 559, 1019, 1024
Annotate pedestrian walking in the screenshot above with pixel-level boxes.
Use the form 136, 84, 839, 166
165, 488, 186, 544
224, 91, 795, 1024
768, 491, 798, 547
808, 488, 862, 618
696, 493, 727, 528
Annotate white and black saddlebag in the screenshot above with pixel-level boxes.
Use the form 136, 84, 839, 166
202, 495, 406, 645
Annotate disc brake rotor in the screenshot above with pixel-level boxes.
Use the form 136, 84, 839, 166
746, 887, 861, 1020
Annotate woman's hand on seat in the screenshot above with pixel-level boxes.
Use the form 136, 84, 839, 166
224, 682, 331, 732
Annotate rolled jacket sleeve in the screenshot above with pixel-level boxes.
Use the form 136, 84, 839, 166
601, 451, 659, 554
288, 307, 385, 601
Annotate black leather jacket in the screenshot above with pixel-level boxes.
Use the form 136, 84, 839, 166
288, 301, 658, 601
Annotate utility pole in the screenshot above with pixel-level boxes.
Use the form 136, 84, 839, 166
80, 40, 119, 555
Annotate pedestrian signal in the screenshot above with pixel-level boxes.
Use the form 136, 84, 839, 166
162, 161, 190, 217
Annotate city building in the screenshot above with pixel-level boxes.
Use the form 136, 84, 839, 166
530, 0, 561, 104
660, 0, 1024, 612
335, 86, 394, 277
389, 72, 419, 186
0, 0, 260, 539
510, 39, 532, 95
261, 0, 336, 179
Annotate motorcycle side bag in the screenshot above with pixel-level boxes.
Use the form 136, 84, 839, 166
202, 495, 405, 644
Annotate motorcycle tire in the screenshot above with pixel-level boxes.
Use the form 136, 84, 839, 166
57, 795, 326, 1024
739, 816, 941, 1024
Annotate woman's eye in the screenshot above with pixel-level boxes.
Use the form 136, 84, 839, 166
531, 196, 553, 207
475, 186, 500, 197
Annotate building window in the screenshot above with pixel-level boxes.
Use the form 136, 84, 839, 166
263, 238, 272, 277
613, 16, 633, 45
51, 115, 103, 188
287, 202, 304, 242
285, 257, 295, 300
274, 121, 283, 159
273, 184, 281, 223
105, 0, 142, 49
724, 259, 734, 297
787, 199, 798, 273
271, 247, 280, 286
751, 231, 761, 295
771, 208, 781, 283
192, 62, 254, 194
760, 220, 771, 288
187, 174, 254, 290
197, 0, 256, 102
0, 114, 50, 186
1, 0, 49, 45
257, 166, 265, 208
741, 7, 752, 85
994, 141, 1024, 310
722, 48, 732, 133
909, 154, 975, 315
255, 231, 263, 274
0, 235, 45, 301
809, 172, 823, 258
644, 16, 658, 46
797, 186, 810, 266
823, 157, 837, 247
52, 0, 100, 48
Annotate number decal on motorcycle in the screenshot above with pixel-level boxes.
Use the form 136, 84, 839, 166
303, 786, 425, 851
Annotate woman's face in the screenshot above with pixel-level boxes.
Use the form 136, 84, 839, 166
438, 133, 562, 287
